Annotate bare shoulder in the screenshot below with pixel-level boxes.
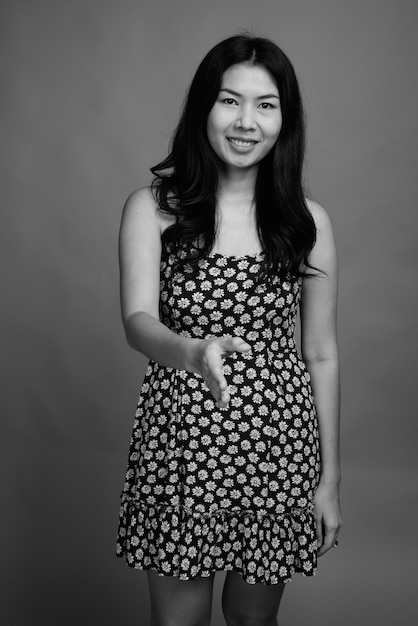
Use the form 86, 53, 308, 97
305, 198, 337, 271
119, 187, 161, 262
305, 198, 333, 233
122, 186, 158, 228
121, 186, 174, 234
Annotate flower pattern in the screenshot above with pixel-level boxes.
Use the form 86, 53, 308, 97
117, 246, 320, 585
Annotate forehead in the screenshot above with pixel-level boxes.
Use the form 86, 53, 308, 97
220, 63, 279, 95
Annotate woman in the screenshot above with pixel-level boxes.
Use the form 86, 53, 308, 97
117, 34, 342, 626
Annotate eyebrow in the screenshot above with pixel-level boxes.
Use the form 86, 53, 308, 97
219, 87, 280, 100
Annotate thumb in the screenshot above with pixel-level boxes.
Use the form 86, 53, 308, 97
220, 336, 251, 355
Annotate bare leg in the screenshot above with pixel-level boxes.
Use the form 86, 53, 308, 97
222, 571, 285, 626
147, 570, 215, 626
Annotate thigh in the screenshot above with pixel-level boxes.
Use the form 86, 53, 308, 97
222, 571, 285, 626
147, 570, 215, 626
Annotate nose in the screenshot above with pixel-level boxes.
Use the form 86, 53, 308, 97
236, 105, 257, 130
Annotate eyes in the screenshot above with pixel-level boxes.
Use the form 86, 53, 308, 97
221, 97, 278, 110
222, 97, 237, 106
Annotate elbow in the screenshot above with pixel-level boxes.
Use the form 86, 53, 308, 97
125, 329, 138, 351
303, 353, 339, 367
302, 344, 339, 368
122, 309, 158, 352
123, 318, 139, 351
303, 352, 340, 386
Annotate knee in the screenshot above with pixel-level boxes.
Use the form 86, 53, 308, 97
223, 605, 277, 626
223, 616, 276, 626
221, 572, 283, 626
151, 613, 211, 626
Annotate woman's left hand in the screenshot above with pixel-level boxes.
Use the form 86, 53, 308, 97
313, 481, 342, 557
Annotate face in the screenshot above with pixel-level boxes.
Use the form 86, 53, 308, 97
206, 63, 282, 175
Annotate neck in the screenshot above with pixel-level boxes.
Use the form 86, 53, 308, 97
217, 165, 258, 201
214, 168, 260, 255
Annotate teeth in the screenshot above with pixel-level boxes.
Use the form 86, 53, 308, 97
228, 138, 256, 147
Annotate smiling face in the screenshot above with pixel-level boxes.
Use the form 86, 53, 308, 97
206, 63, 282, 176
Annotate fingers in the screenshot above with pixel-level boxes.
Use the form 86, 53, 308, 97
315, 517, 323, 552
219, 336, 251, 356
199, 340, 229, 408
313, 484, 342, 557
316, 520, 340, 557
317, 528, 338, 556
204, 359, 230, 408
199, 336, 251, 408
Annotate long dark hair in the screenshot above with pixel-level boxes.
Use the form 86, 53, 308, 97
151, 34, 316, 279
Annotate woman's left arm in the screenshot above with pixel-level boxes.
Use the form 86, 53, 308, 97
301, 200, 342, 557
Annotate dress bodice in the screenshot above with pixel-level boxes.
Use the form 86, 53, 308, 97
160, 247, 302, 355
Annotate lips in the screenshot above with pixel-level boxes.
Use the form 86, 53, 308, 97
227, 137, 259, 147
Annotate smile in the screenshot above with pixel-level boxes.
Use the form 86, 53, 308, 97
227, 138, 259, 147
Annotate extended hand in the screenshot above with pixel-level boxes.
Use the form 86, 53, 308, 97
190, 336, 251, 408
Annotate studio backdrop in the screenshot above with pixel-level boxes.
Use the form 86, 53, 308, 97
1, 1, 417, 625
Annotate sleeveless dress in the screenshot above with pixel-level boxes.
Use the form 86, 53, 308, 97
116, 244, 320, 585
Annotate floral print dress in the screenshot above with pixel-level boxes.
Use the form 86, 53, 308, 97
116, 244, 320, 585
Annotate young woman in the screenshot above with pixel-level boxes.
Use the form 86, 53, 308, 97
117, 34, 342, 626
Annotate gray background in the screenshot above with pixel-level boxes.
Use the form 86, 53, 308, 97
1, 0, 417, 624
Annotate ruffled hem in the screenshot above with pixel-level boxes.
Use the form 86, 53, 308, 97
116, 497, 318, 585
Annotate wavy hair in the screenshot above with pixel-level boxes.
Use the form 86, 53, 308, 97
151, 34, 316, 278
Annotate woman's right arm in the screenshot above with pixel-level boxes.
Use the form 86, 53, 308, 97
119, 187, 196, 369
118, 187, 250, 406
